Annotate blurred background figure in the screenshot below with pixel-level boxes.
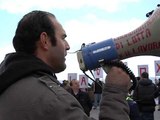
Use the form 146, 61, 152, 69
60, 80, 71, 92
133, 72, 158, 120
92, 78, 103, 109
156, 78, 160, 111
69, 79, 92, 116
127, 89, 141, 120
136, 76, 141, 82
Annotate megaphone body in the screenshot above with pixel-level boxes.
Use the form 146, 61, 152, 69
77, 7, 160, 71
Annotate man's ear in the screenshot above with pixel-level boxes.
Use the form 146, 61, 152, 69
39, 32, 50, 50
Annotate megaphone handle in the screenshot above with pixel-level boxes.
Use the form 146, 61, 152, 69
99, 59, 137, 90
99, 59, 111, 74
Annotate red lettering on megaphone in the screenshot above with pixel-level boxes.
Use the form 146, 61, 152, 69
116, 42, 124, 49
146, 29, 151, 37
138, 42, 160, 52
116, 28, 151, 50
127, 29, 151, 47
122, 41, 160, 58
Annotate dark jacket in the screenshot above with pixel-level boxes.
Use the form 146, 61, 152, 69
93, 80, 103, 94
0, 52, 130, 120
133, 79, 157, 112
155, 81, 160, 98
127, 96, 141, 120
69, 89, 92, 116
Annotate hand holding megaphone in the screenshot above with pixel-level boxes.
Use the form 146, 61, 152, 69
99, 59, 136, 90
105, 66, 131, 90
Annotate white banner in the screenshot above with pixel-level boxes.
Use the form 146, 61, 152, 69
138, 65, 148, 77
154, 60, 160, 76
79, 75, 88, 88
94, 67, 103, 78
68, 73, 77, 81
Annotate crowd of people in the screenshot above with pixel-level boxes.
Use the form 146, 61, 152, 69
62, 72, 160, 120
60, 78, 103, 116
0, 9, 159, 120
126, 72, 160, 120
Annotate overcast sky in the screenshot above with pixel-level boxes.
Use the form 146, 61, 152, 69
0, 0, 160, 82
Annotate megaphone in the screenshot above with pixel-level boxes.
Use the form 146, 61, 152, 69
77, 6, 160, 72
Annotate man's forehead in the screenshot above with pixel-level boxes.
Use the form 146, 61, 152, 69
49, 16, 66, 33
72, 80, 79, 83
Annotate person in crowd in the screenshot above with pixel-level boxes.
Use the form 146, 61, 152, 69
0, 10, 131, 120
156, 78, 160, 110
127, 90, 141, 120
60, 80, 71, 91
133, 72, 158, 120
92, 78, 103, 109
136, 76, 141, 81
69, 79, 92, 116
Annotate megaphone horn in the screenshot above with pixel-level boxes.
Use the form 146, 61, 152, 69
77, 6, 160, 71
115, 7, 160, 60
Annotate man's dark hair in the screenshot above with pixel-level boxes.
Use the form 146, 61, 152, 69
141, 72, 149, 79
62, 80, 69, 86
70, 79, 76, 86
13, 10, 57, 54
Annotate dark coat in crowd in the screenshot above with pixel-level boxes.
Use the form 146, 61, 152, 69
133, 78, 157, 112
70, 89, 92, 116
127, 97, 141, 120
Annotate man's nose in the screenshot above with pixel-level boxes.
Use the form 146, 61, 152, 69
65, 41, 70, 50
